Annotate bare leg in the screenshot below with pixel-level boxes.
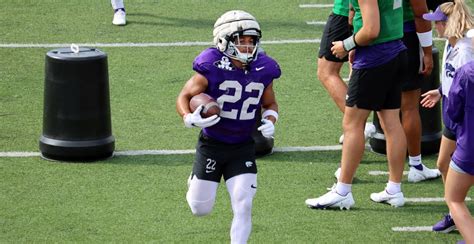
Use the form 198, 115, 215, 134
401, 89, 421, 157
339, 106, 371, 184
317, 57, 347, 113
445, 168, 474, 243
437, 136, 456, 183
377, 109, 407, 183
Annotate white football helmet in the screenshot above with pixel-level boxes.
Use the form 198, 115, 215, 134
213, 10, 261, 64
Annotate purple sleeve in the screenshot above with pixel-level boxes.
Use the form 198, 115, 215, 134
193, 57, 212, 76
447, 69, 466, 124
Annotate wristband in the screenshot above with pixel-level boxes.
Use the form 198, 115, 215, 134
416, 31, 433, 47
262, 109, 278, 121
343, 34, 358, 51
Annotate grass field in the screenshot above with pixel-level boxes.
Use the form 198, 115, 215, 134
1, 1, 473, 243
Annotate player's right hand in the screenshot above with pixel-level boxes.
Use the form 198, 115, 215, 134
183, 105, 220, 128
420, 89, 441, 108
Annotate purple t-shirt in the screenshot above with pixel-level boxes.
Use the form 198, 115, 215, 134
352, 40, 406, 69
193, 48, 281, 144
447, 61, 474, 175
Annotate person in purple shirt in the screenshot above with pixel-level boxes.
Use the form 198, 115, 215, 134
419, 0, 474, 233
176, 10, 281, 244
445, 40, 474, 243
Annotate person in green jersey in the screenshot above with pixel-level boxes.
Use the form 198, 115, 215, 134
306, 0, 408, 210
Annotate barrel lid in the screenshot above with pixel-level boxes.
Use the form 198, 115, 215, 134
46, 46, 106, 61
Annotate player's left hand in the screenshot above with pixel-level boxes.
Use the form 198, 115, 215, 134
257, 119, 274, 138
331, 41, 348, 59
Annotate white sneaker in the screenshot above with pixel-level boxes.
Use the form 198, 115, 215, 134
370, 190, 405, 207
364, 122, 376, 140
334, 167, 341, 180
407, 164, 441, 183
339, 122, 376, 144
113, 9, 126, 26
305, 189, 355, 210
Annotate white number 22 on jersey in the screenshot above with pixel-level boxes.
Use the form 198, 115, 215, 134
217, 80, 264, 120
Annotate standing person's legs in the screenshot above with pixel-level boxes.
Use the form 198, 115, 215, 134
445, 164, 474, 243
432, 134, 457, 232
378, 109, 407, 184
402, 89, 441, 182
338, 107, 371, 183
401, 31, 440, 182
402, 90, 422, 157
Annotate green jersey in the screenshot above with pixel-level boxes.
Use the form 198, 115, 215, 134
351, 0, 404, 45
403, 0, 415, 22
333, 0, 350, 17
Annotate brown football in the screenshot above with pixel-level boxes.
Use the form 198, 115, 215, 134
189, 93, 221, 118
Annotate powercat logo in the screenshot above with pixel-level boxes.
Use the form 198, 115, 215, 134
214, 56, 235, 71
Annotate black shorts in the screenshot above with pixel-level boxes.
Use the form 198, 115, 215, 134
443, 127, 456, 141
318, 13, 352, 62
401, 31, 423, 91
193, 132, 257, 182
346, 50, 408, 111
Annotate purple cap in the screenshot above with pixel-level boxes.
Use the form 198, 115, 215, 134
423, 6, 448, 21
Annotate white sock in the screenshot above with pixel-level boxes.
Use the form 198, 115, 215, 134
408, 154, 422, 166
386, 181, 401, 194
336, 182, 352, 196
111, 0, 124, 10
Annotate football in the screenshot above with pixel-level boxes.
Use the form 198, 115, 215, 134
189, 93, 221, 118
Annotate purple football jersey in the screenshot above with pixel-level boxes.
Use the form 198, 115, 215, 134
447, 61, 474, 175
193, 48, 281, 144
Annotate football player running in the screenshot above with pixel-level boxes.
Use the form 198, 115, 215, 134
176, 10, 281, 244
306, 0, 408, 210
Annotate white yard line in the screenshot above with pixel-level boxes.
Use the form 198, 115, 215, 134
299, 4, 334, 8
0, 145, 342, 158
369, 170, 409, 176
406, 197, 471, 202
0, 39, 322, 48
392, 226, 433, 232
306, 21, 327, 25
0, 38, 445, 49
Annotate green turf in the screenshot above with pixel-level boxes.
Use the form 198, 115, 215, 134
1, 0, 473, 243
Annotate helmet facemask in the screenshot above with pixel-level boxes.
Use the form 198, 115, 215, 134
225, 29, 261, 64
